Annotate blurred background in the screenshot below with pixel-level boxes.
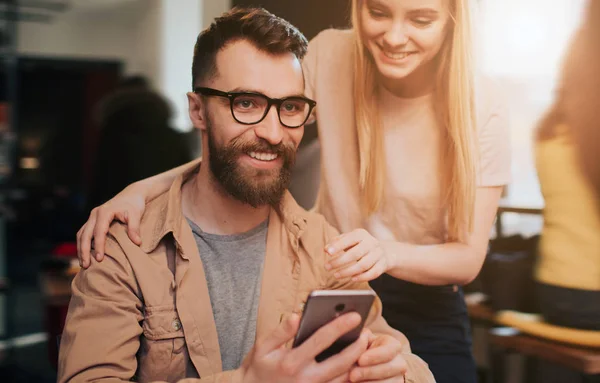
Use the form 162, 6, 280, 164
0, 0, 595, 382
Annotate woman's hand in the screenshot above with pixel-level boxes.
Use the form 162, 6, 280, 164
325, 229, 395, 282
77, 185, 147, 268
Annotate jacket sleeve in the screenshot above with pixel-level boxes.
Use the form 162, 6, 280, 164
57, 235, 144, 383
322, 222, 436, 383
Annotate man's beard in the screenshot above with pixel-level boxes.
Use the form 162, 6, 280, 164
206, 120, 296, 208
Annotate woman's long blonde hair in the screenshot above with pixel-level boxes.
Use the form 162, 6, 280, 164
351, 0, 477, 242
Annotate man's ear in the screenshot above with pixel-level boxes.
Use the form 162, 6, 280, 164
187, 92, 207, 131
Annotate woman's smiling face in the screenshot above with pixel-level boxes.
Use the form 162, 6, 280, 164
359, 0, 451, 82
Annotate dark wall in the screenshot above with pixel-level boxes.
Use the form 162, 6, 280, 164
9, 58, 121, 245
232, 0, 351, 40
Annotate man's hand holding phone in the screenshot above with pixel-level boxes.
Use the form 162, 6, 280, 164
233, 289, 409, 383
234, 312, 369, 383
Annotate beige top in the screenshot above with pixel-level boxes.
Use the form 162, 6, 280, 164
303, 29, 511, 244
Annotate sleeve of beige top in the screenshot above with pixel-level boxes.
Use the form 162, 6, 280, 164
57, 235, 144, 383
477, 80, 512, 187
321, 221, 436, 383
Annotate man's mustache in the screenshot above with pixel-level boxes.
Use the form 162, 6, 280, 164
228, 138, 296, 164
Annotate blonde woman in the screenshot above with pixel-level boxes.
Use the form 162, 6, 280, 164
77, 1, 510, 382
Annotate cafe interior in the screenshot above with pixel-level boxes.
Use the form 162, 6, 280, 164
0, 0, 598, 382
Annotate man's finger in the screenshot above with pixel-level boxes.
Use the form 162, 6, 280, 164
358, 336, 402, 366
350, 355, 407, 382
314, 330, 369, 382
291, 312, 362, 367
325, 371, 351, 383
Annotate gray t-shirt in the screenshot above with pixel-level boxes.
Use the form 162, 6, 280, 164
186, 218, 267, 371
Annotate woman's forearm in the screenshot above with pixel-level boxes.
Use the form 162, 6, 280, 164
135, 159, 201, 203
384, 187, 501, 286
385, 241, 485, 286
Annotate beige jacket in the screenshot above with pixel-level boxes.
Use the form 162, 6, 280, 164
58, 165, 435, 383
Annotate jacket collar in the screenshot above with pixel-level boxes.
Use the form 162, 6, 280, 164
139, 161, 309, 254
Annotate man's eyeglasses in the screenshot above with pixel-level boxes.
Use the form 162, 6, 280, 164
194, 87, 316, 128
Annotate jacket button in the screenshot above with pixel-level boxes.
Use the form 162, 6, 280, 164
172, 319, 181, 331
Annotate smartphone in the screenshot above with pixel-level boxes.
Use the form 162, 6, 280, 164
292, 290, 376, 362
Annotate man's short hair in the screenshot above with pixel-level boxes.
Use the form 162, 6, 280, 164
191, 7, 308, 88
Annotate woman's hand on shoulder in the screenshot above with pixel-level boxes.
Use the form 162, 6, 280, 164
324, 229, 395, 282
77, 185, 146, 268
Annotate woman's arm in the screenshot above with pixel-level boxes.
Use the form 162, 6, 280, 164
385, 186, 502, 285
77, 158, 200, 268
325, 186, 503, 286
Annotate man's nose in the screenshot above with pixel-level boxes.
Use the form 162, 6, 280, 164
254, 105, 284, 145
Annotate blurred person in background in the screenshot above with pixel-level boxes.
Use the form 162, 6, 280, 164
87, 76, 192, 211
76, 1, 511, 382
534, 0, 600, 332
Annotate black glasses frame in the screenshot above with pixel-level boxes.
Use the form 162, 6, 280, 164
194, 87, 316, 128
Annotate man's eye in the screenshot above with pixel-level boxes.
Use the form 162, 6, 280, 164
235, 99, 256, 109
283, 103, 298, 112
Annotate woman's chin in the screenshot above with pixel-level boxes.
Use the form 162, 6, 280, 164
374, 62, 416, 83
